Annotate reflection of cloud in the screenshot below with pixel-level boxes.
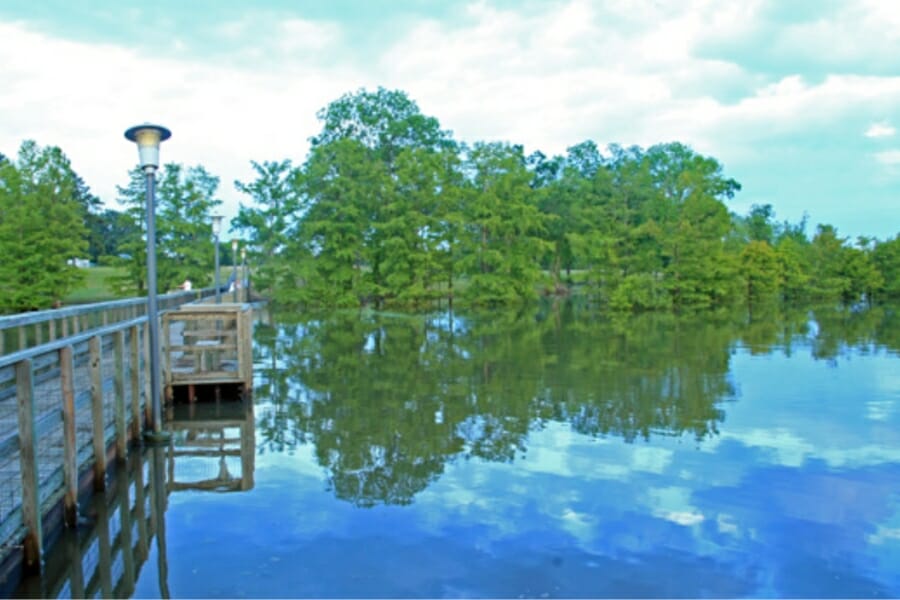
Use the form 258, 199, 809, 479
875, 150, 900, 166
865, 122, 896, 138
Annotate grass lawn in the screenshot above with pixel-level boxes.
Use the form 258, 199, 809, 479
63, 266, 125, 305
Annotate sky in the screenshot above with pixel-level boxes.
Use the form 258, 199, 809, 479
0, 0, 898, 240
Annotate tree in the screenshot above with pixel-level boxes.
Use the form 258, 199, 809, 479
0, 141, 88, 312
740, 240, 780, 305
114, 163, 222, 294
872, 234, 900, 299
233, 160, 299, 295
294, 138, 386, 306
458, 142, 550, 305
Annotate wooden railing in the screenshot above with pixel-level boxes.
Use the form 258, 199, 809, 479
0, 287, 218, 357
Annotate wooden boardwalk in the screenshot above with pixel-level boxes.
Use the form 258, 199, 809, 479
0, 288, 223, 575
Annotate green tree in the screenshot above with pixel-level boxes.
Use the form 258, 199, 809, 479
114, 163, 222, 294
0, 141, 88, 311
294, 139, 386, 306
872, 234, 900, 299
233, 160, 299, 295
459, 142, 550, 305
740, 240, 780, 305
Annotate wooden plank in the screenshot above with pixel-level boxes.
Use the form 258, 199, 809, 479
130, 325, 141, 439
114, 330, 127, 461
48, 319, 56, 342
16, 358, 42, 573
90, 335, 106, 491
18, 326, 26, 352
59, 345, 78, 527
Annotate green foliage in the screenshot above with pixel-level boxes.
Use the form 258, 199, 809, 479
224, 87, 896, 313
233, 160, 299, 297
458, 142, 550, 305
0, 141, 88, 312
114, 164, 222, 295
740, 240, 780, 304
872, 234, 900, 299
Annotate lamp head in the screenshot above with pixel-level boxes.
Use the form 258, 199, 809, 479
124, 123, 171, 171
211, 214, 223, 236
241, 247, 246, 260
231, 238, 239, 252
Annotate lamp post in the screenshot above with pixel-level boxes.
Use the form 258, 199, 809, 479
231, 239, 239, 303
124, 123, 171, 442
212, 215, 223, 304
240, 247, 247, 302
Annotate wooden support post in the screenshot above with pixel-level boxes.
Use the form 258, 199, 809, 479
90, 335, 106, 491
60, 345, 78, 527
48, 319, 56, 342
114, 330, 127, 461
72, 316, 80, 334
61, 316, 69, 338
0, 329, 5, 355
16, 358, 43, 573
18, 326, 26, 351
130, 325, 141, 438
34, 324, 42, 346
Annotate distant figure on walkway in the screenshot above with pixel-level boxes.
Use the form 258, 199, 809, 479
180, 279, 192, 291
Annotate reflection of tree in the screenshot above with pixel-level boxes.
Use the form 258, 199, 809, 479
257, 303, 749, 507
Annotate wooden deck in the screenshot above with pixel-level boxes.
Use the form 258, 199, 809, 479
0, 290, 254, 579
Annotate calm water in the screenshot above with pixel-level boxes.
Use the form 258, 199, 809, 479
15, 304, 900, 598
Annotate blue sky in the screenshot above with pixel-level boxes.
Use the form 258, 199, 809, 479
0, 0, 898, 239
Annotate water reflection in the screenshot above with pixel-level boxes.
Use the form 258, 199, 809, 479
14, 399, 255, 599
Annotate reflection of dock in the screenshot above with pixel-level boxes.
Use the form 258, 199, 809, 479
166, 399, 255, 493
11, 399, 255, 598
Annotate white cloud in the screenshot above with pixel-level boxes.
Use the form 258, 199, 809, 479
0, 20, 359, 229
874, 150, 900, 165
865, 122, 896, 138
2, 0, 900, 237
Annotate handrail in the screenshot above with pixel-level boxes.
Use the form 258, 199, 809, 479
0, 316, 147, 370
0, 287, 215, 330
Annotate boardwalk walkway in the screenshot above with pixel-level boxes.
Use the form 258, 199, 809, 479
0, 287, 218, 573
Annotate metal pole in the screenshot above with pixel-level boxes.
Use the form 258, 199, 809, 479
241, 252, 246, 302
145, 169, 164, 439
214, 234, 221, 304
232, 250, 238, 303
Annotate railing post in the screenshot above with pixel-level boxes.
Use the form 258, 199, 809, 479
114, 330, 127, 461
18, 326, 26, 352
90, 335, 107, 491
16, 358, 43, 573
60, 345, 79, 527
48, 319, 56, 342
130, 325, 142, 439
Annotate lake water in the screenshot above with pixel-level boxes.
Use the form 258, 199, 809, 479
15, 304, 900, 598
